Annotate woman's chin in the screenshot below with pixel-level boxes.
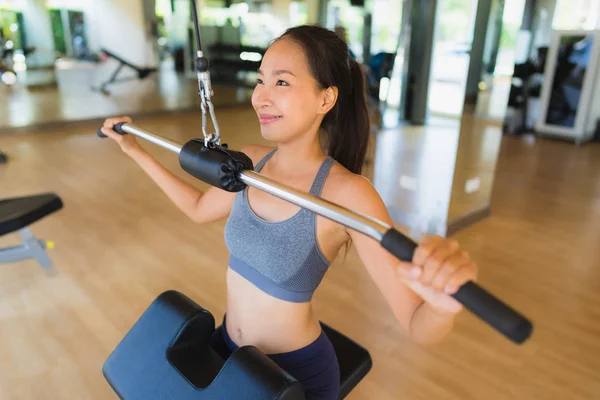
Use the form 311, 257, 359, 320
259, 126, 283, 142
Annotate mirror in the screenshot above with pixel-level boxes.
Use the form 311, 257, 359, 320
544, 34, 592, 128
446, 0, 526, 234
534, 30, 600, 142
1, 0, 284, 131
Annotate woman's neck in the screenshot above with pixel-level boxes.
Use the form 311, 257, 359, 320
270, 132, 326, 175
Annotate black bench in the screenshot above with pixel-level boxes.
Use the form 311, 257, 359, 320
93, 48, 158, 95
103, 290, 372, 399
0, 193, 63, 269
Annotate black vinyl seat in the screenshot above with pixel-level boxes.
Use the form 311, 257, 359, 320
103, 290, 372, 399
0, 193, 63, 237
0, 193, 63, 269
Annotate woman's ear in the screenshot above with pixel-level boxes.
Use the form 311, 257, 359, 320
318, 86, 338, 115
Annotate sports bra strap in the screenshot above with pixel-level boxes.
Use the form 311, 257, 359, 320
253, 149, 335, 196
309, 157, 336, 196
254, 149, 277, 172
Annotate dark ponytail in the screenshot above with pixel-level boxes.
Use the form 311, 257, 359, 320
277, 25, 370, 174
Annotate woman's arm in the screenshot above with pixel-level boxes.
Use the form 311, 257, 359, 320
126, 148, 235, 223
100, 117, 268, 224
339, 175, 477, 346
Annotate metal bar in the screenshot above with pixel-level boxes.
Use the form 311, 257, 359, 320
239, 171, 390, 241
102, 124, 533, 344
117, 124, 390, 241
122, 124, 182, 154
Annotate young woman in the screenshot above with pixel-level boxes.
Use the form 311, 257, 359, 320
101, 25, 478, 400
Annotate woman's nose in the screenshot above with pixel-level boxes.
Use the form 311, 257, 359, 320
252, 86, 272, 108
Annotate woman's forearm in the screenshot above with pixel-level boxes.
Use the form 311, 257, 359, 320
408, 302, 457, 346
128, 149, 204, 219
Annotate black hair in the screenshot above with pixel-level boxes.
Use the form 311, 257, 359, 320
277, 24, 370, 174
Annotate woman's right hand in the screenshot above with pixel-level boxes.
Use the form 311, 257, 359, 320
100, 116, 144, 156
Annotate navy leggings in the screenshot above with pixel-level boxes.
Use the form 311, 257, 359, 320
211, 316, 341, 400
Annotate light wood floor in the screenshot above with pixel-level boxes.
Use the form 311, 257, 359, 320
1, 109, 600, 399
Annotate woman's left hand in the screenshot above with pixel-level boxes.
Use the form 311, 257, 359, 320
396, 235, 478, 314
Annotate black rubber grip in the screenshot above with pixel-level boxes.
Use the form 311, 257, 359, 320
380, 228, 533, 344
97, 122, 127, 138
380, 228, 418, 262
453, 281, 533, 344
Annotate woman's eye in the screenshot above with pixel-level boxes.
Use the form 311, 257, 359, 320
255, 79, 288, 86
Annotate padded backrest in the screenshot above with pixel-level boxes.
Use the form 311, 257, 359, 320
103, 290, 304, 399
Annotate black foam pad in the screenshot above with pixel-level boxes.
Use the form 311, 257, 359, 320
0, 193, 63, 237
179, 140, 253, 192
103, 290, 304, 399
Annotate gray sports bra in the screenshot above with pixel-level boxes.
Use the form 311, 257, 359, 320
224, 149, 336, 303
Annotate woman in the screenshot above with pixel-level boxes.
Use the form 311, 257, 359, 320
100, 25, 477, 400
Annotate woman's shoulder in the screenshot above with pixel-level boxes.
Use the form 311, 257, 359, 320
323, 162, 392, 226
326, 162, 383, 211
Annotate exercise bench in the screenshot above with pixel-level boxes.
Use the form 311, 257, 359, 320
0, 193, 63, 269
104, 290, 372, 399
94, 48, 158, 95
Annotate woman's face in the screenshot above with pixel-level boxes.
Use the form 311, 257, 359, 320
252, 38, 333, 144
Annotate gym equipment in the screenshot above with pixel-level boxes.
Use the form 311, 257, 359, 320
100, 4, 375, 399
93, 48, 158, 95
207, 43, 266, 86
103, 290, 371, 399
0, 193, 63, 269
98, 122, 533, 345
98, 123, 533, 399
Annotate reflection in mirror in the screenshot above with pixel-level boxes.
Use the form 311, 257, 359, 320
1, 1, 54, 88
3, 0, 313, 131
427, 0, 477, 119
533, 30, 600, 143
447, 0, 526, 232
465, 0, 527, 121
544, 34, 593, 128
373, 0, 527, 238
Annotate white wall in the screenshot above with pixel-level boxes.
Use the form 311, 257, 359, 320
88, 0, 153, 66
0, 0, 17, 7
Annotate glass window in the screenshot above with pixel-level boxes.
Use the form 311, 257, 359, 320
326, 0, 365, 61
553, 0, 600, 30
370, 0, 403, 55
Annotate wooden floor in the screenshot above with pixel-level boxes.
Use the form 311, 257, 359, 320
1, 109, 600, 399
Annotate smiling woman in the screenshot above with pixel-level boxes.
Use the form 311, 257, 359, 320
100, 24, 480, 400
252, 25, 371, 174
